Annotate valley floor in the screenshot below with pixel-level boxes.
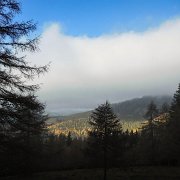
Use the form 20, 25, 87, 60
2, 167, 180, 180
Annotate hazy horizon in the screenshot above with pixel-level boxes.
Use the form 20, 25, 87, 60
46, 94, 173, 116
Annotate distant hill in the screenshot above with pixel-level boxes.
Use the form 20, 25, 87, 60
47, 95, 172, 137
50, 95, 172, 121
62, 111, 91, 121
112, 95, 172, 120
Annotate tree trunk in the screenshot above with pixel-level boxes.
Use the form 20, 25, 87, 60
104, 146, 107, 180
104, 122, 107, 180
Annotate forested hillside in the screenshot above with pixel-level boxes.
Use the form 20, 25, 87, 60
47, 95, 172, 137
112, 95, 172, 119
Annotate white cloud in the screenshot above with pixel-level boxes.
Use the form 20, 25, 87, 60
26, 19, 180, 113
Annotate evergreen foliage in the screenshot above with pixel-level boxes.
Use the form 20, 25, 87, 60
166, 84, 180, 164
66, 131, 72, 146
0, 0, 48, 175
87, 101, 122, 179
139, 101, 159, 164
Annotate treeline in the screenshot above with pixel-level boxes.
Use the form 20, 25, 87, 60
31, 86, 179, 174
1, 87, 178, 175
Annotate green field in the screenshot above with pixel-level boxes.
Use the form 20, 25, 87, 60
2, 167, 180, 180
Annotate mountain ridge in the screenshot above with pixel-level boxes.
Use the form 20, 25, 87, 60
47, 95, 172, 137
47, 95, 172, 123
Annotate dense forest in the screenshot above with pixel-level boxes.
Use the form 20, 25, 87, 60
1, 1, 180, 179
47, 95, 172, 138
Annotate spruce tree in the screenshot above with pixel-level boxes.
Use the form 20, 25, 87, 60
160, 102, 170, 114
88, 101, 122, 180
169, 84, 180, 123
141, 101, 159, 165
167, 83, 180, 164
66, 131, 72, 146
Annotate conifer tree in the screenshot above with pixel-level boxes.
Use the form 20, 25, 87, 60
160, 102, 170, 114
141, 101, 159, 164
88, 101, 122, 180
166, 83, 180, 164
0, 0, 48, 174
66, 131, 72, 146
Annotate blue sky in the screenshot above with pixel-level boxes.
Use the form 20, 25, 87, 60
19, 0, 180, 114
21, 0, 180, 36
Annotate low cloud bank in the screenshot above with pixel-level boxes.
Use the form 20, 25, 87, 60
27, 18, 180, 113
